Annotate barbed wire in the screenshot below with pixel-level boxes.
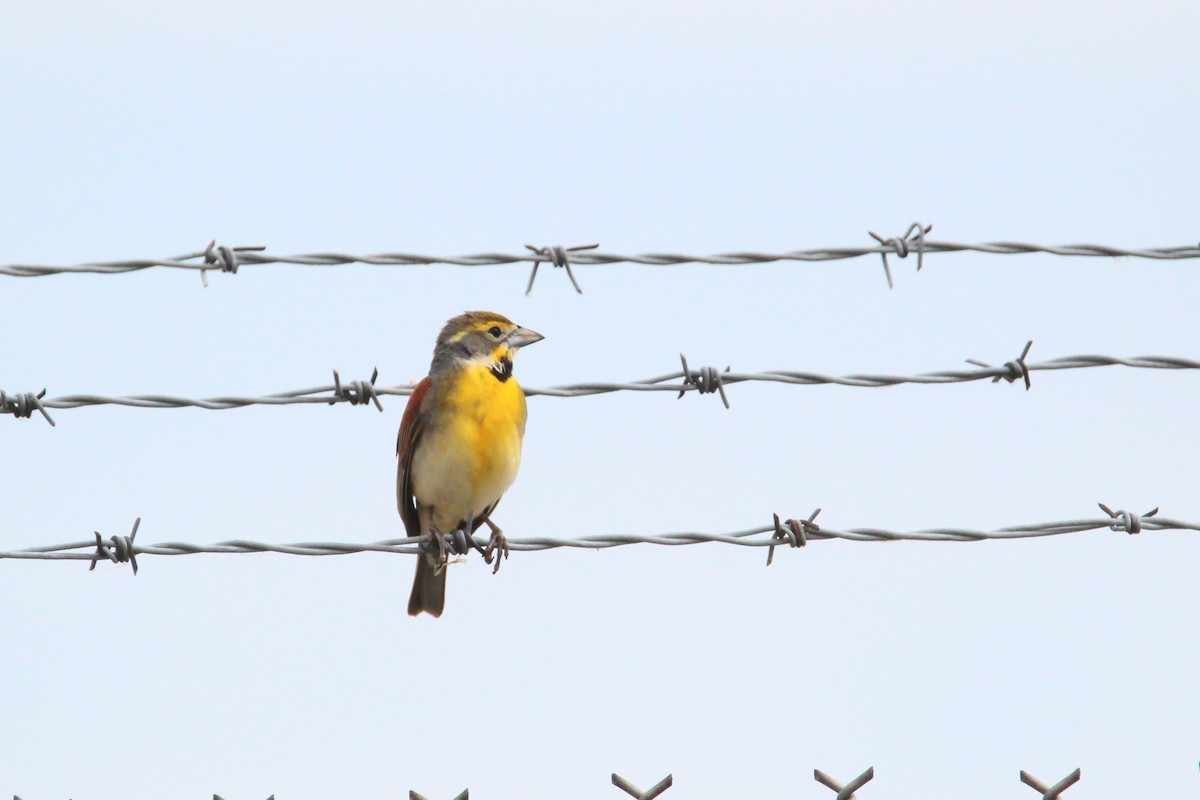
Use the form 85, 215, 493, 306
813, 767, 1082, 799
1022, 769, 1083, 800
612, 774, 673, 800
815, 767, 875, 800
13, 767, 1088, 799
0, 505, 1189, 572
5, 225, 1200, 291
4, 344, 1200, 425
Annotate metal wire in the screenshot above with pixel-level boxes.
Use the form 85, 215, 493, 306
612, 774, 673, 800
1022, 769, 1082, 800
0, 505, 1189, 570
4, 347, 1199, 424
5, 229, 1199, 293
410, 791, 468, 800
815, 767, 874, 800
22, 768, 1081, 800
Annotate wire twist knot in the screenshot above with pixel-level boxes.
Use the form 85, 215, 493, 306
768, 509, 821, 565
200, 241, 266, 286
677, 353, 730, 408
1098, 503, 1158, 535
332, 367, 383, 411
966, 340, 1034, 390
204, 240, 242, 275
868, 222, 932, 289
0, 388, 56, 426
90, 518, 142, 574
524, 242, 598, 295
448, 527, 472, 556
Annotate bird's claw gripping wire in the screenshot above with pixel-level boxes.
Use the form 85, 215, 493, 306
677, 353, 731, 408
331, 367, 383, 411
869, 222, 931, 289
524, 243, 599, 295
89, 517, 142, 574
966, 340, 1034, 390
1098, 503, 1158, 535
200, 240, 266, 287
768, 508, 821, 565
481, 516, 509, 574
425, 525, 454, 574
0, 388, 55, 426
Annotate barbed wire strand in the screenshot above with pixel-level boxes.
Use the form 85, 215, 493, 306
0, 505, 1188, 571
13, 768, 1086, 800
4, 346, 1200, 425
6, 225, 1200, 292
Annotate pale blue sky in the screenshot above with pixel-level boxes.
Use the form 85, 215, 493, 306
2, 2, 1198, 798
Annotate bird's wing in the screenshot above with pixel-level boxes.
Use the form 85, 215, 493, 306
396, 377, 432, 538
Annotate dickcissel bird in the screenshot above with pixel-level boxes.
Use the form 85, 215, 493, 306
397, 311, 543, 617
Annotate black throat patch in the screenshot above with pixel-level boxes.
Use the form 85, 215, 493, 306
489, 355, 513, 382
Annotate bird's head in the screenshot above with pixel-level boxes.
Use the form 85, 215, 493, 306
432, 311, 544, 379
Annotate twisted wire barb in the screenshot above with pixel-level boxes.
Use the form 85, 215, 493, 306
966, 340, 1034, 390
410, 791, 468, 800
768, 508, 821, 565
0, 389, 55, 426
677, 353, 730, 408
2, 505, 1193, 569
612, 773, 673, 800
4, 350, 1198, 424
1098, 503, 1159, 534
870, 222, 931, 288
815, 767, 875, 800
1021, 769, 1081, 799
6, 232, 1200, 281
200, 241, 265, 287
331, 367, 383, 411
525, 243, 598, 294
89, 517, 141, 574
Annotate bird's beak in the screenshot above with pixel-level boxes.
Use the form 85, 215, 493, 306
508, 327, 544, 349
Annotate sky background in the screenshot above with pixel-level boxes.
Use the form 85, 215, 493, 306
2, 1, 1199, 798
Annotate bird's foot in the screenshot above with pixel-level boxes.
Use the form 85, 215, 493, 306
482, 518, 509, 575
462, 515, 488, 560
427, 526, 451, 574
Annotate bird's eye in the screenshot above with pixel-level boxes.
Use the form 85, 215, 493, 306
488, 326, 503, 339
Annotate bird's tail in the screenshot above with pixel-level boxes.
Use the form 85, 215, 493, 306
408, 552, 447, 617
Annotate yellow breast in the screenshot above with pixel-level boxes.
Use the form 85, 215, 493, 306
411, 364, 528, 529
444, 364, 527, 478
